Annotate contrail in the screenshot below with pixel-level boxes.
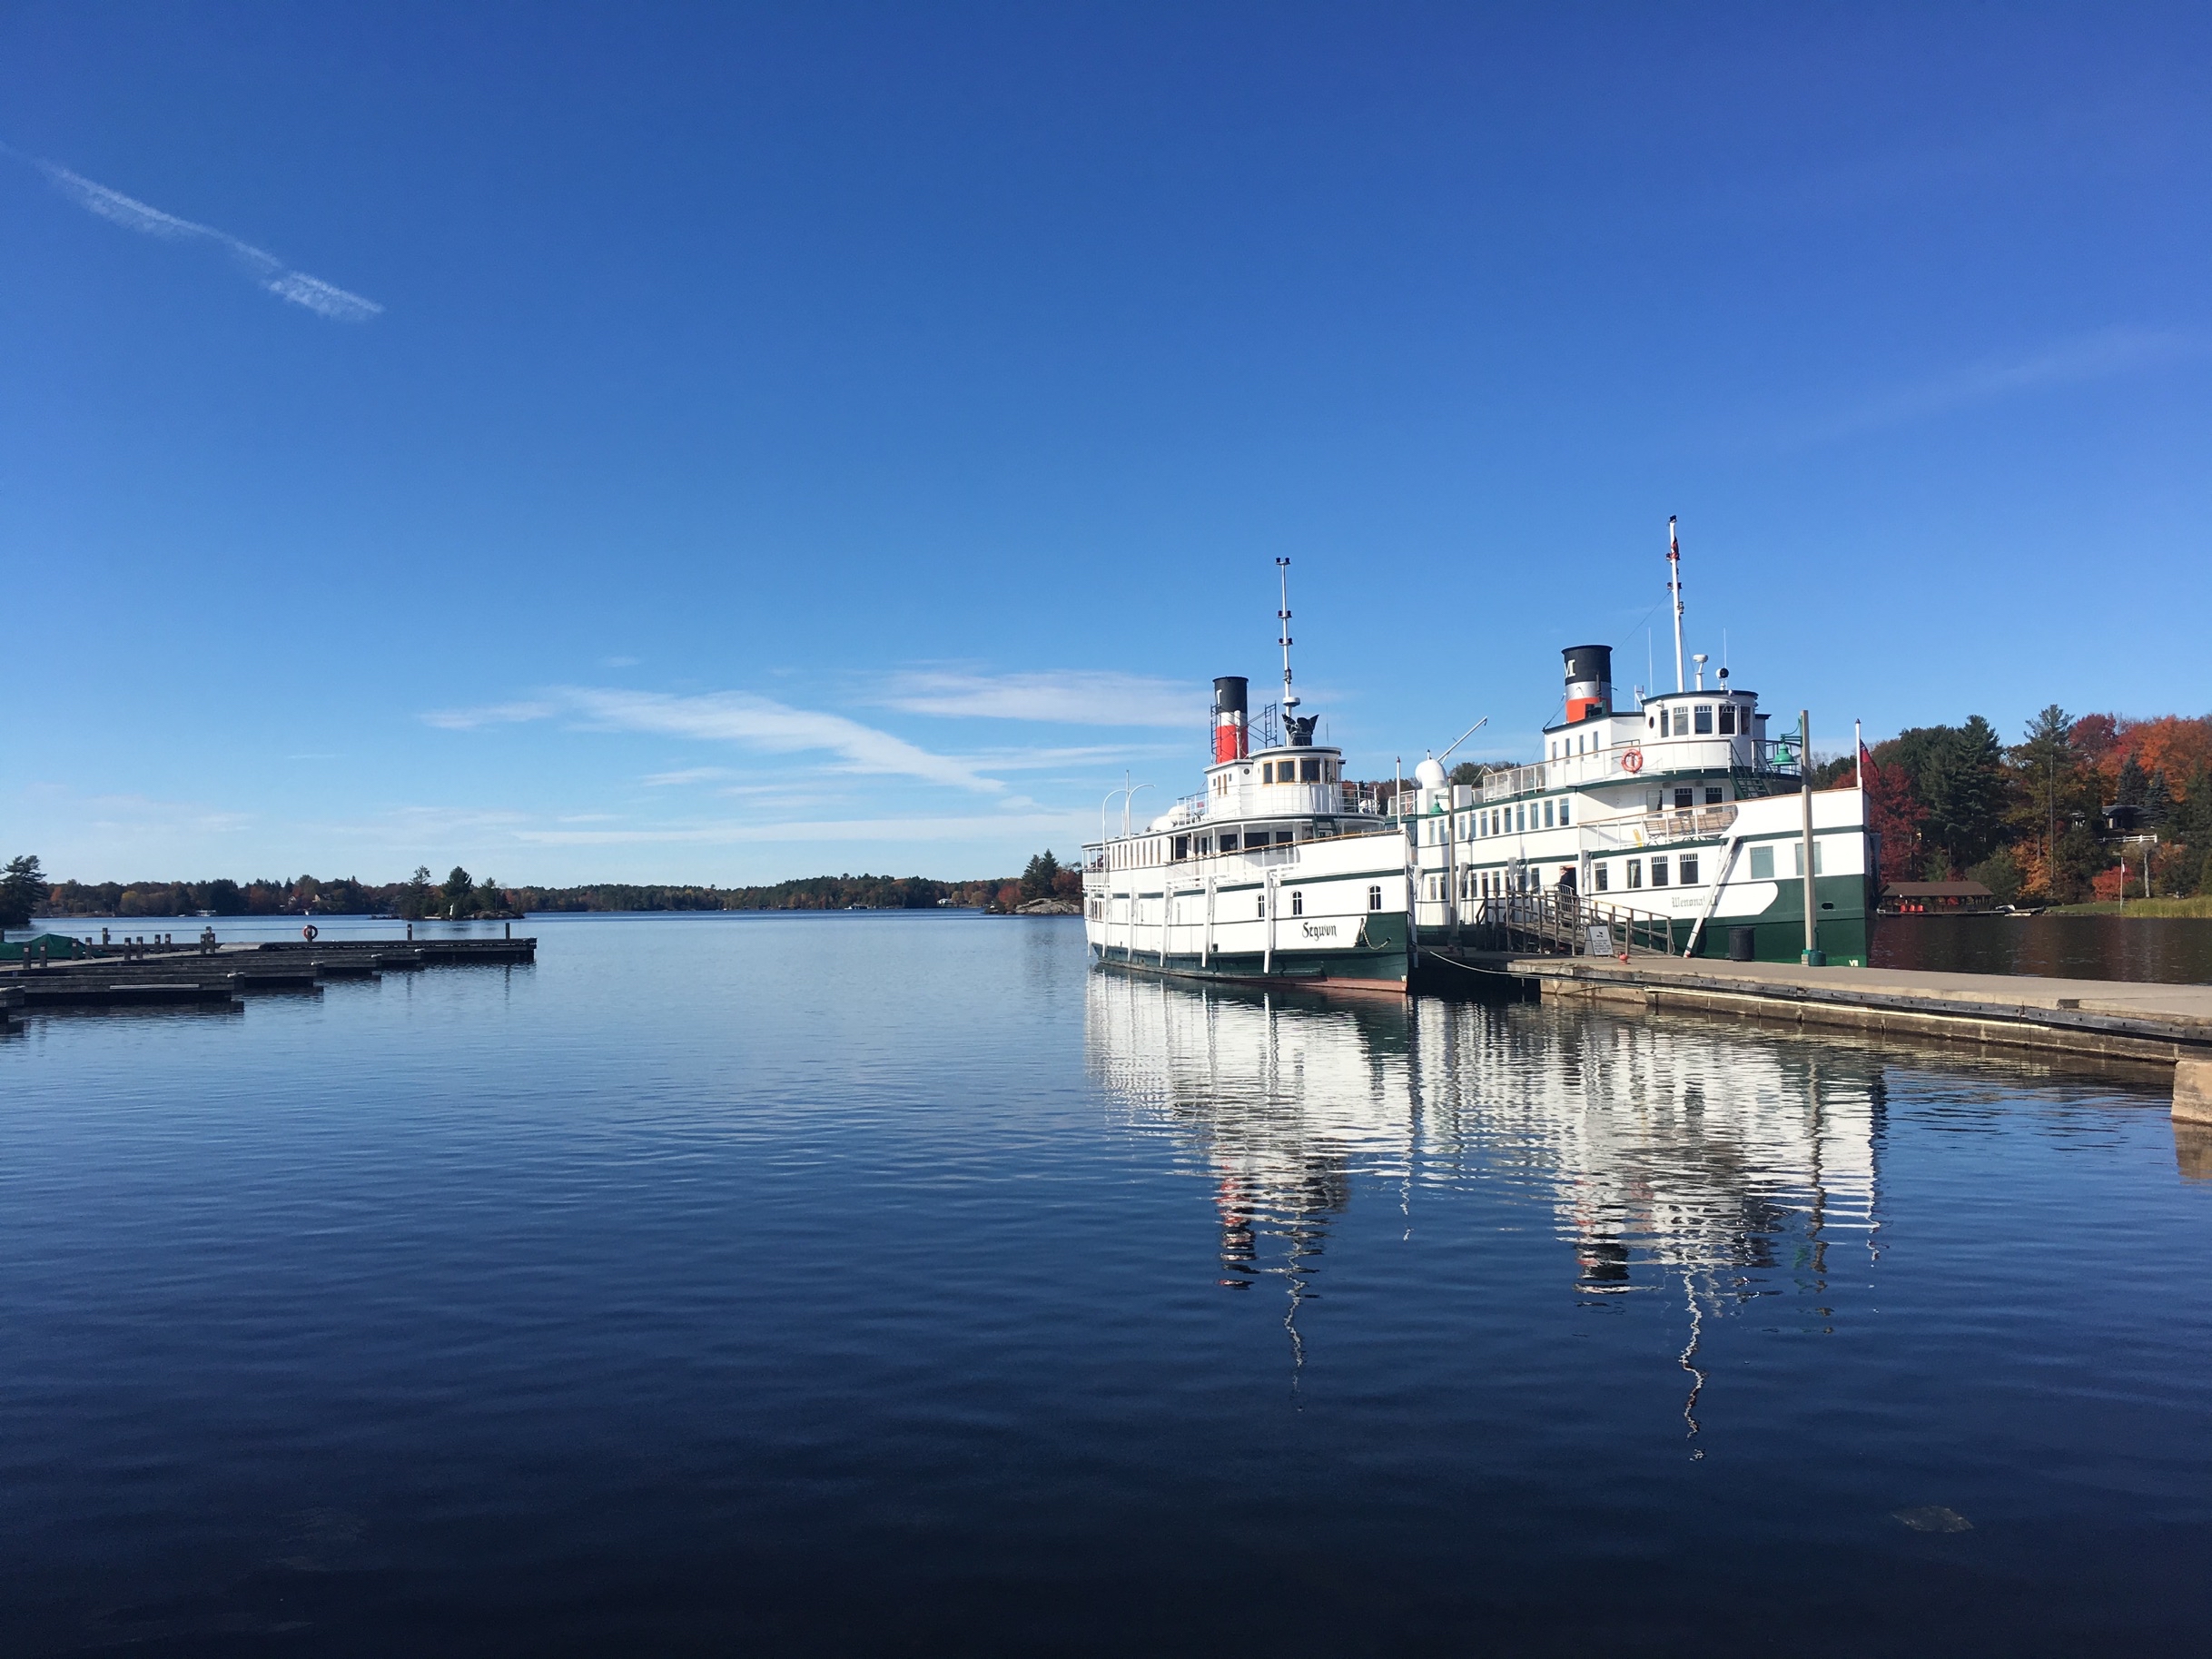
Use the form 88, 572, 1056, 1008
20, 151, 382, 322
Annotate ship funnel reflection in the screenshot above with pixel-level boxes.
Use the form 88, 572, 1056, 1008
1085, 975, 1884, 1424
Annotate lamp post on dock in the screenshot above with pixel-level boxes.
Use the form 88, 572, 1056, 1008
1800, 708, 1824, 966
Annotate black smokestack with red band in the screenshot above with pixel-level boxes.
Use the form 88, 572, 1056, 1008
1563, 646, 1612, 723
1212, 676, 1249, 763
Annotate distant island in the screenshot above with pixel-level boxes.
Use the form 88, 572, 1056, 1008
2, 854, 1087, 925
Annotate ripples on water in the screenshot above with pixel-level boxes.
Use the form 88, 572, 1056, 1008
1875, 913, 2212, 983
2, 913, 2208, 1654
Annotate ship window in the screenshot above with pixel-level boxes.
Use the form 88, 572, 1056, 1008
1674, 788, 1694, 810
1694, 705, 1713, 734
1750, 845, 1774, 879
1368, 884, 1382, 910
1627, 859, 1642, 889
1706, 787, 1723, 805
1259, 895, 1267, 918
1301, 758, 1320, 783
1648, 716, 1657, 731
1792, 842, 1826, 876
1278, 829, 1296, 845
1719, 706, 1737, 735
1672, 707, 1689, 736
1679, 854, 1699, 885
1560, 798, 1572, 825
1261, 762, 1274, 784
1651, 857, 1670, 887
1173, 835, 1189, 861
1543, 800, 1554, 828
1291, 891, 1303, 916
1515, 805, 1525, 833
1594, 862, 1609, 892
1220, 832, 1239, 853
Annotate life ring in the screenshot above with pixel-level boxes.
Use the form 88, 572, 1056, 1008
301, 923, 319, 942
1621, 749, 1644, 773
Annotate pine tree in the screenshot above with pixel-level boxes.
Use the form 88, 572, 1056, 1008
1020, 850, 1062, 902
2116, 753, 2148, 808
2142, 768, 2173, 829
0, 854, 44, 930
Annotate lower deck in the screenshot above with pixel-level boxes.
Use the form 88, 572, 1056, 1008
1088, 911, 1412, 990
1083, 825, 1413, 987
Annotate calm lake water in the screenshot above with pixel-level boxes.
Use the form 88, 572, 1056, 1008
4, 913, 2209, 1654
1875, 913, 2212, 983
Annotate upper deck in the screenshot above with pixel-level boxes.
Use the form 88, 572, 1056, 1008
1486, 686, 1797, 803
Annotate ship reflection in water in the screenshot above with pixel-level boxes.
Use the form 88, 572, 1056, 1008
1085, 973, 1881, 1437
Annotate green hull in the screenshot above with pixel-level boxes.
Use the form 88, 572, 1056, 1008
1679, 870, 1874, 965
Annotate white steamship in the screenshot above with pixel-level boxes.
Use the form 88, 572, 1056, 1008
1081, 563, 1414, 990
1408, 523, 1874, 965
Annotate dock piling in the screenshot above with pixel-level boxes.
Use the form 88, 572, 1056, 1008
2175, 1059, 2212, 1125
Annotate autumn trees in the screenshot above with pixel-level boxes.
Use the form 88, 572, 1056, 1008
1856, 706, 2212, 902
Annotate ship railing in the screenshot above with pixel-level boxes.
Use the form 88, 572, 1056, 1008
1083, 815, 1407, 875
1599, 804, 1739, 845
1478, 740, 1803, 802
1479, 763, 1549, 803
1472, 892, 1674, 957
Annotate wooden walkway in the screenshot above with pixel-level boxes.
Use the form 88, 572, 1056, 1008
1434, 950, 2212, 1067
0, 935, 535, 1024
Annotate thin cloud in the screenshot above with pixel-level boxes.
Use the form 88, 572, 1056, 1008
24, 152, 381, 322
426, 686, 1004, 794
961, 741, 1189, 771
876, 669, 1204, 727
515, 811, 1086, 847
1806, 328, 2203, 441
57, 786, 253, 836
566, 687, 1002, 794
422, 699, 558, 730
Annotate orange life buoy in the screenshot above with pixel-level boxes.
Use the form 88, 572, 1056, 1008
301, 923, 319, 941
1621, 748, 1644, 773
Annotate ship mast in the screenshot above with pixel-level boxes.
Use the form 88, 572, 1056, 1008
1276, 557, 1299, 718
1667, 516, 1686, 694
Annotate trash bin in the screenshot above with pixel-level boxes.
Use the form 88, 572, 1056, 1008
1727, 926, 1756, 962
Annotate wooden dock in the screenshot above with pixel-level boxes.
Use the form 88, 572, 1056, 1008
0, 934, 535, 1024
1432, 949, 2212, 1068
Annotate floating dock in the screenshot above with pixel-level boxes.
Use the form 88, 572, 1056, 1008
1435, 949, 2212, 1068
0, 934, 535, 1024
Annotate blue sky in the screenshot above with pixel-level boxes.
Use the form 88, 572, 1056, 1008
5, 3, 2208, 884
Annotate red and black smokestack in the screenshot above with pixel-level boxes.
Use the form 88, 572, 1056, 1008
1212, 676, 1249, 763
1563, 646, 1612, 723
